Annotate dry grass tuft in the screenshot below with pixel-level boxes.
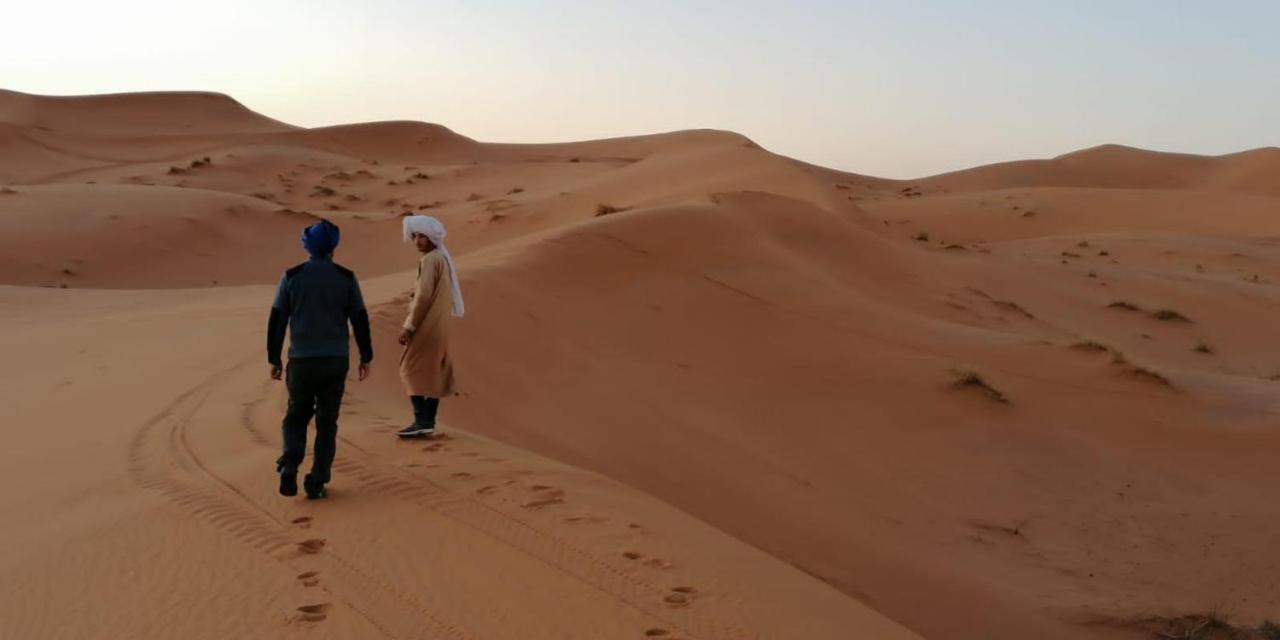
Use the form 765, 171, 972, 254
1142, 610, 1265, 640
1071, 340, 1112, 353
993, 300, 1035, 319
1125, 364, 1172, 387
1152, 309, 1191, 322
595, 204, 630, 217
950, 369, 1010, 404
1261, 620, 1280, 640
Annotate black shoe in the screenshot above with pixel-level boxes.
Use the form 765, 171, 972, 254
398, 423, 436, 438
303, 474, 327, 500
279, 472, 298, 497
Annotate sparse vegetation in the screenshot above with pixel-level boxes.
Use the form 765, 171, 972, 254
1152, 309, 1190, 322
1099, 250, 1110, 256
595, 203, 630, 217
311, 186, 337, 197
1142, 611, 1269, 640
950, 369, 1010, 404
412, 172, 431, 180
1062, 251, 1082, 258
1126, 364, 1172, 387
1071, 340, 1112, 353
1077, 241, 1090, 248
167, 166, 188, 175
1109, 301, 1142, 312
1088, 271, 1098, 279
993, 300, 1035, 319
1193, 341, 1214, 354
1261, 620, 1280, 640
189, 156, 211, 169
913, 232, 930, 242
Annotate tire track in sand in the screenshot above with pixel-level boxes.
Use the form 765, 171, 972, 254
127, 360, 473, 640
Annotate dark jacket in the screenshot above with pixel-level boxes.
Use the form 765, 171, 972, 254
267, 256, 373, 365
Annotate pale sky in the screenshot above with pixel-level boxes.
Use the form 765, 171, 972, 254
4, 0, 1277, 177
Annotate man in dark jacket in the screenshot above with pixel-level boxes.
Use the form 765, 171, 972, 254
267, 220, 373, 499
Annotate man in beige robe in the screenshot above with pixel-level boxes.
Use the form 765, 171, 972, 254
397, 215, 464, 437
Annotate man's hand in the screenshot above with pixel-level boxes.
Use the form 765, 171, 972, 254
358, 362, 370, 381
270, 363, 283, 380
398, 328, 414, 346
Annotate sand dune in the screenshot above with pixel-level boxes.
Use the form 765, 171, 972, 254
3, 89, 1279, 640
838, 143, 1280, 197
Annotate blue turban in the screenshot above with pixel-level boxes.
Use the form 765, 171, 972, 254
302, 220, 340, 257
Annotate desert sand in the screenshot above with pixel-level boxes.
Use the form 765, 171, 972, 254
1, 89, 1278, 639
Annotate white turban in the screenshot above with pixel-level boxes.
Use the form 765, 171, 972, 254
402, 215, 465, 317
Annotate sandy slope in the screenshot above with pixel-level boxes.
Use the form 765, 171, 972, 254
3, 88, 1279, 639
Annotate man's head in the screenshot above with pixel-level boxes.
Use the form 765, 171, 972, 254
411, 232, 436, 253
302, 220, 341, 258
402, 215, 447, 254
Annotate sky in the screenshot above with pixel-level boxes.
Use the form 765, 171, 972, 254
3, 0, 1277, 177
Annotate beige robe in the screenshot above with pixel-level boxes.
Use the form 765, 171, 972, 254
399, 249, 456, 397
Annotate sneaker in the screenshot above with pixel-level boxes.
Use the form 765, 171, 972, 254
303, 474, 327, 500
279, 472, 298, 497
397, 423, 436, 438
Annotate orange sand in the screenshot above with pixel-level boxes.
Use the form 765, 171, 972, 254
2, 89, 1278, 639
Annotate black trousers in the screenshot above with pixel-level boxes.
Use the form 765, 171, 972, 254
410, 395, 440, 427
277, 357, 348, 483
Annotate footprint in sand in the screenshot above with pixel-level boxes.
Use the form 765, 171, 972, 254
521, 497, 564, 509
623, 551, 644, 560
291, 516, 312, 528
297, 571, 320, 587
296, 603, 329, 622
451, 472, 473, 479
476, 485, 499, 496
644, 558, 675, 570
297, 539, 325, 554
663, 586, 697, 607
423, 443, 445, 452
663, 593, 691, 607
564, 515, 609, 525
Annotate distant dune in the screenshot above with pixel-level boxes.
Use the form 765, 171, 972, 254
3, 89, 1279, 640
